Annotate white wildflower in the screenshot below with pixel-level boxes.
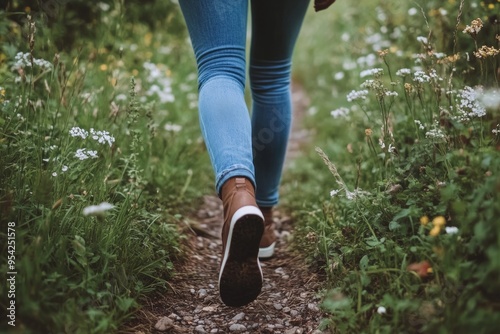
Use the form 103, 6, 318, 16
69, 127, 89, 139
143, 62, 175, 103
377, 306, 387, 314
330, 107, 350, 119
356, 53, 377, 68
413, 71, 431, 83
361, 79, 383, 90
396, 68, 411, 77
75, 148, 98, 160
385, 91, 398, 97
492, 124, 500, 135
11, 52, 53, 71
347, 90, 369, 102
388, 144, 396, 154
83, 202, 115, 216
445, 226, 459, 235
334, 71, 345, 80
416, 36, 429, 44
425, 128, 446, 140
62, 165, 68, 172
52, 172, 58, 177
330, 189, 341, 197
414, 120, 425, 130
457, 86, 486, 119
379, 139, 386, 149
408, 8, 418, 16
164, 122, 182, 132
360, 68, 383, 78
90, 128, 115, 147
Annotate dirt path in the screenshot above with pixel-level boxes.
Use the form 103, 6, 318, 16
129, 84, 325, 334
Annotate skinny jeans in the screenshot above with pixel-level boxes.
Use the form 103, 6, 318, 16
178, 0, 309, 207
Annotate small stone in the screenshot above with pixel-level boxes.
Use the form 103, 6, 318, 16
190, 289, 196, 294
195, 325, 206, 333
232, 312, 245, 321
308, 303, 319, 312
154, 317, 175, 331
283, 307, 291, 313
229, 324, 246, 332
198, 289, 208, 298
290, 310, 299, 317
202, 306, 216, 312
273, 303, 283, 310
210, 329, 218, 333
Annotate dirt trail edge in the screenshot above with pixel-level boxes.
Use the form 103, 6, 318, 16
133, 83, 326, 334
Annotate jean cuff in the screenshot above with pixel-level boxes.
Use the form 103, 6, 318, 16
215, 165, 255, 197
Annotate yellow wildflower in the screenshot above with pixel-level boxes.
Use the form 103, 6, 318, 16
474, 45, 500, 59
429, 226, 441, 236
365, 128, 373, 137
432, 216, 446, 227
100, 64, 108, 71
420, 215, 430, 225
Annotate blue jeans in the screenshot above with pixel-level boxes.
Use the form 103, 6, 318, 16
179, 0, 310, 207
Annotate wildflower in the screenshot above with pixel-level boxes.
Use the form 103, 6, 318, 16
456, 86, 486, 120
361, 79, 383, 90
432, 216, 446, 227
334, 72, 345, 80
425, 127, 446, 140
164, 122, 182, 132
413, 71, 431, 83
407, 260, 431, 278
360, 68, 383, 78
429, 226, 441, 236
83, 202, 114, 216
11, 52, 53, 71
75, 148, 98, 160
420, 216, 430, 225
416, 36, 429, 44
365, 128, 373, 136
379, 139, 385, 149
462, 18, 483, 35
330, 107, 350, 119
52, 172, 57, 177
330, 189, 340, 197
377, 306, 387, 315
385, 91, 398, 97
62, 165, 68, 172
404, 83, 413, 93
90, 128, 115, 147
474, 45, 500, 59
69, 127, 89, 139
346, 89, 369, 102
414, 120, 425, 130
388, 144, 396, 154
445, 226, 459, 234
492, 124, 500, 135
408, 7, 418, 16
396, 68, 411, 77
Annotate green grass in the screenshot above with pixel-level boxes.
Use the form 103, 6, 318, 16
1, 2, 211, 333
286, 0, 500, 333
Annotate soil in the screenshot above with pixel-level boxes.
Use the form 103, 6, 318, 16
126, 84, 327, 334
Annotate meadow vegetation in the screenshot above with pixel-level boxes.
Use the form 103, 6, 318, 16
287, 0, 500, 332
0, 0, 499, 333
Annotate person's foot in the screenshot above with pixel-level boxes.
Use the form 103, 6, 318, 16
258, 207, 277, 259
219, 177, 264, 307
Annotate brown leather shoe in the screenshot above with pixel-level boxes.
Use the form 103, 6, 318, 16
219, 177, 264, 307
258, 207, 277, 259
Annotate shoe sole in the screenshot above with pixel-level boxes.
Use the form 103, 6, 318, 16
219, 206, 264, 307
258, 242, 276, 259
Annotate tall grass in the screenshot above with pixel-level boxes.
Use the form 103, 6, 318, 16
288, 0, 500, 332
1, 2, 211, 333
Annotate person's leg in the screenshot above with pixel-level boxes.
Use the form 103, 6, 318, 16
250, 0, 310, 207
178, 0, 264, 307
178, 0, 255, 194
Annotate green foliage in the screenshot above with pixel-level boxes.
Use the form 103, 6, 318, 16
0, 2, 210, 333
288, 0, 500, 332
